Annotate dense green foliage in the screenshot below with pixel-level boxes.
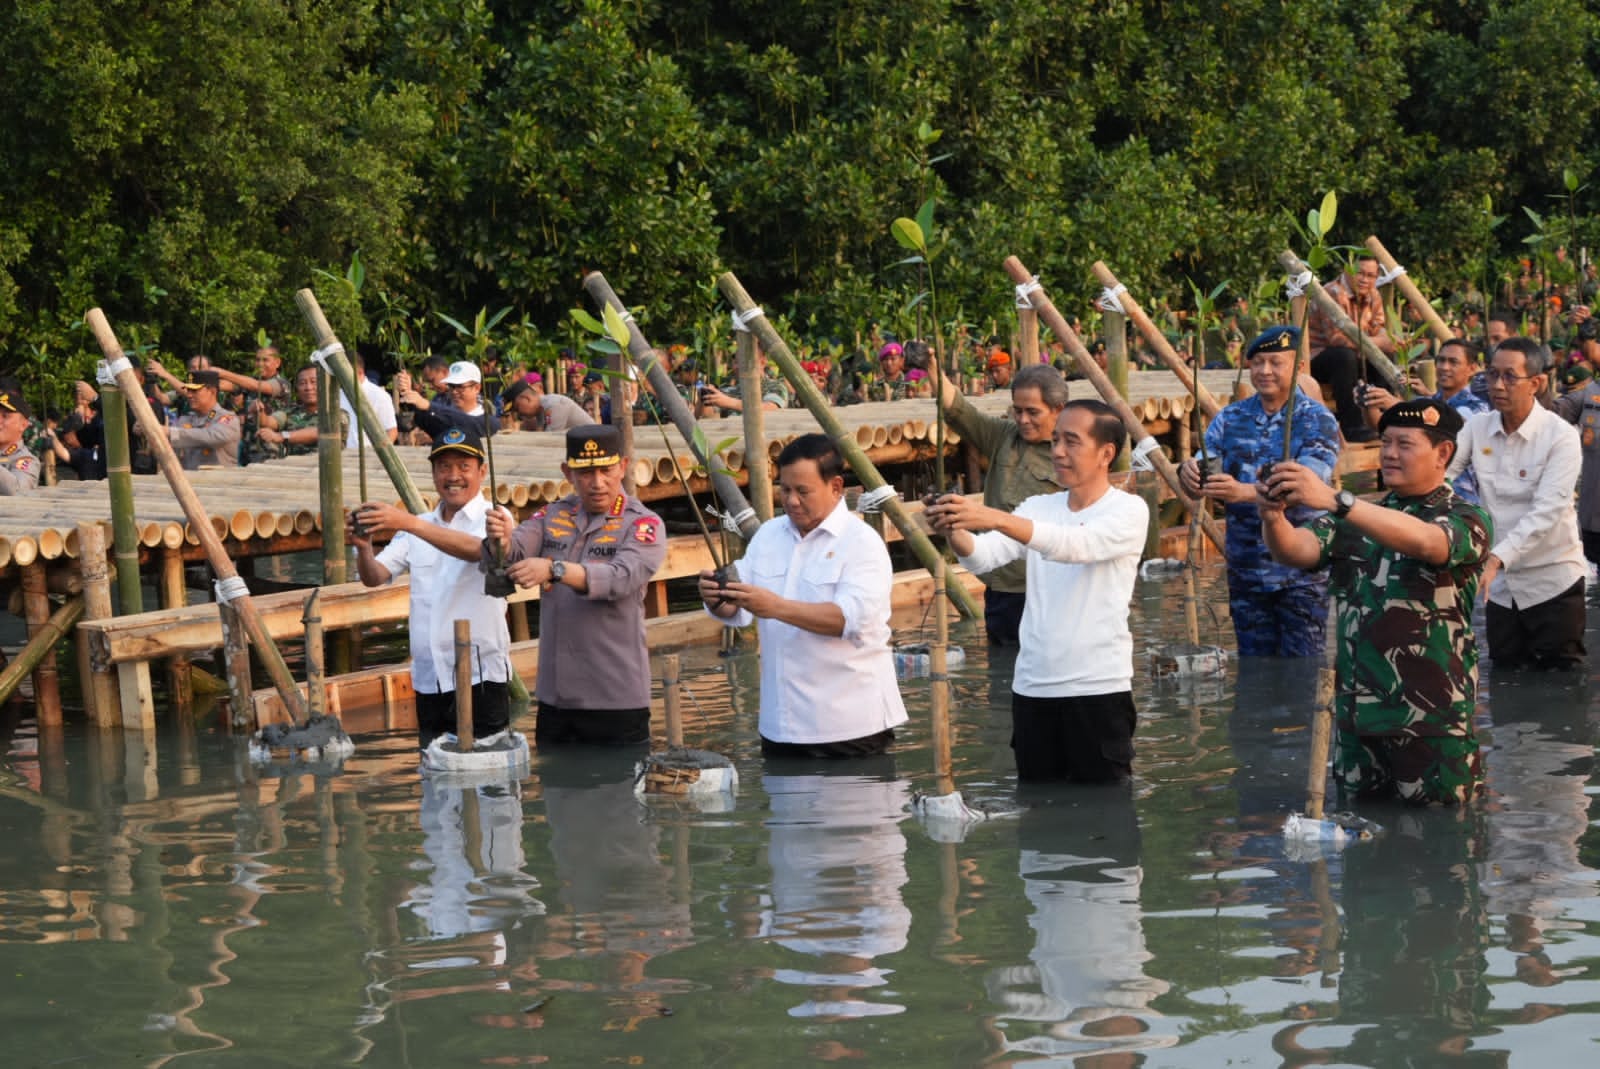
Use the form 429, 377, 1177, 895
4, 0, 1599, 404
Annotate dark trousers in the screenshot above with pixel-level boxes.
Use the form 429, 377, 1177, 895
1582, 529, 1600, 568
760, 729, 895, 759
535, 703, 650, 746
1311, 347, 1399, 442
415, 681, 511, 751
984, 588, 1026, 646
1010, 690, 1136, 783
1486, 578, 1588, 670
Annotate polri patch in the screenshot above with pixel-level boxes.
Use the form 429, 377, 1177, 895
633, 518, 659, 544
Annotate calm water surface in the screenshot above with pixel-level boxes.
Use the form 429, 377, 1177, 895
1, 564, 1597, 1067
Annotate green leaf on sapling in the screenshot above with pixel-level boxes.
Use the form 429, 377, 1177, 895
891, 217, 925, 252
570, 308, 606, 335
602, 303, 632, 347
1318, 190, 1337, 238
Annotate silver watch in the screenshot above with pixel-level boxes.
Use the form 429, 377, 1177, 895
549, 558, 567, 582
1333, 489, 1356, 518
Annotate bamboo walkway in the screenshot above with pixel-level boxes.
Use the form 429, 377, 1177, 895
0, 371, 1227, 579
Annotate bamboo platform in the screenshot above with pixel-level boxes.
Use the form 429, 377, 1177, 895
0, 371, 1226, 579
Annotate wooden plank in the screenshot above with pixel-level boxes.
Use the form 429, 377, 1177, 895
118, 661, 155, 733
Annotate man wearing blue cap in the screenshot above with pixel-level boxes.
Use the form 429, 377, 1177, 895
1179, 326, 1342, 656
350, 427, 512, 750
1259, 398, 1492, 804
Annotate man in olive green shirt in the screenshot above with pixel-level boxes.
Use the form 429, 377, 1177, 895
939, 363, 1070, 644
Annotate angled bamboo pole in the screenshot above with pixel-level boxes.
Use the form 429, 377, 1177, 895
0, 597, 84, 707
86, 308, 308, 724
717, 271, 982, 619
294, 288, 425, 514
736, 328, 773, 522
1365, 236, 1454, 346
582, 271, 760, 539
316, 368, 347, 584
1277, 251, 1405, 386
1092, 262, 1221, 419
1004, 256, 1225, 555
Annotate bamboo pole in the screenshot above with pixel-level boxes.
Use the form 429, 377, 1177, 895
716, 271, 982, 619
737, 329, 773, 522
662, 652, 682, 748
930, 556, 954, 796
454, 618, 474, 752
219, 599, 254, 727
294, 288, 426, 515
1365, 236, 1454, 345
100, 380, 144, 614
582, 272, 760, 538
160, 544, 194, 716
22, 561, 63, 724
1018, 304, 1040, 366
1092, 262, 1221, 419
1277, 251, 1405, 386
77, 521, 120, 726
303, 590, 325, 720
1306, 668, 1337, 820
86, 308, 308, 724
1005, 257, 1225, 554
0, 597, 84, 707
610, 340, 637, 496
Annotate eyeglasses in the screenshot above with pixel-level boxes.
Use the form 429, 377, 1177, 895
1483, 369, 1535, 385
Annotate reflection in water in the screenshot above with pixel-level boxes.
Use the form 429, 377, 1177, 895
402, 776, 541, 939
760, 760, 912, 1019
986, 787, 1172, 1062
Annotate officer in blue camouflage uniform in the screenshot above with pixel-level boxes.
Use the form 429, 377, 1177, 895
1260, 398, 1492, 804
485, 425, 667, 746
1180, 326, 1341, 656
1554, 318, 1600, 566
1358, 337, 1490, 503
0, 385, 41, 495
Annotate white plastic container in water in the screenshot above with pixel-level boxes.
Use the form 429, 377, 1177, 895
894, 644, 967, 677
421, 729, 531, 778
1150, 643, 1228, 680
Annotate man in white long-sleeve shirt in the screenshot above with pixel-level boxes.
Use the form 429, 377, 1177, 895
698, 433, 908, 757
929, 400, 1149, 782
1445, 336, 1587, 669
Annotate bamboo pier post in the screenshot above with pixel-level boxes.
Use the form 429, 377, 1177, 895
160, 545, 194, 716
736, 327, 773, 522
581, 272, 760, 539
21, 561, 64, 724
1277, 251, 1405, 386
454, 619, 474, 752
317, 366, 351, 675
303, 590, 325, 719
86, 308, 309, 724
1017, 300, 1041, 366
0, 597, 84, 707
1306, 668, 1337, 820
662, 652, 682, 748
930, 557, 954, 796
1005, 257, 1226, 555
1092, 262, 1221, 419
77, 521, 120, 726
294, 288, 426, 515
219, 600, 254, 727
1365, 236, 1454, 346
1104, 306, 1130, 471
716, 271, 982, 619
100, 379, 143, 614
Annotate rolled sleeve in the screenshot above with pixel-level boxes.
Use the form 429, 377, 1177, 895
584, 535, 666, 601
501, 515, 548, 565
833, 543, 892, 647
945, 392, 1003, 458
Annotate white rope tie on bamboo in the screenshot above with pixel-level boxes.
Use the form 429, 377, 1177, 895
725, 507, 756, 533
1096, 284, 1128, 315
730, 307, 765, 333
214, 576, 250, 604
857, 486, 899, 513
308, 341, 345, 368
1014, 276, 1043, 309
1283, 271, 1314, 298
101, 356, 133, 383
1376, 263, 1407, 287
1130, 436, 1161, 472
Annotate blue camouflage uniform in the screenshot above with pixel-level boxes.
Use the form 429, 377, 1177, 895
1430, 388, 1490, 504
1204, 387, 1341, 656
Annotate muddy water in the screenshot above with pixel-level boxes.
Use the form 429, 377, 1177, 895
0, 564, 1596, 1067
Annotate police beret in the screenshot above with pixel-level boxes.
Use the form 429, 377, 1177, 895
566, 424, 622, 469
1377, 397, 1463, 441
428, 426, 485, 461
1245, 325, 1301, 360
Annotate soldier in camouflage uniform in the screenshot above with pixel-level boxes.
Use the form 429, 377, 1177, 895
1261, 398, 1492, 805
256, 365, 343, 458
864, 342, 912, 402
1180, 326, 1342, 657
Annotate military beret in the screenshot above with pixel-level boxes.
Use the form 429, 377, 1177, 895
1377, 397, 1463, 441
1245, 325, 1301, 360
566, 424, 622, 469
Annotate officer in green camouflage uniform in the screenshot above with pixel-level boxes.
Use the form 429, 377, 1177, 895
257, 365, 344, 458
1259, 398, 1493, 805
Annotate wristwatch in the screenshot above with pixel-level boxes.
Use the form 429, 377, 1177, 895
1333, 489, 1357, 518
549, 558, 567, 583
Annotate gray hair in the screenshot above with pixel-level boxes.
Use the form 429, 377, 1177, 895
1494, 335, 1551, 375
1011, 363, 1070, 409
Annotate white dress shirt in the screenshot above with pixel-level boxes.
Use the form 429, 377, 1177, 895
958, 487, 1148, 698
718, 497, 908, 744
340, 375, 399, 448
1446, 403, 1586, 608
376, 495, 510, 693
